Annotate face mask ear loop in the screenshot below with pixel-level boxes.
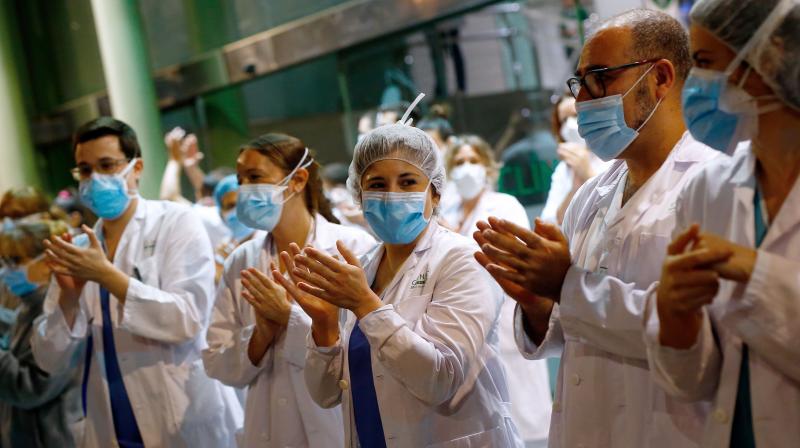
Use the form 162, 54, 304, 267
622, 63, 656, 99
635, 96, 664, 133
398, 93, 426, 126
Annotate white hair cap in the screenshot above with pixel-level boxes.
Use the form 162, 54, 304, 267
347, 94, 446, 204
691, 0, 800, 110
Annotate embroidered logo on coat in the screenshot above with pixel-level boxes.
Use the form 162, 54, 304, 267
411, 272, 428, 290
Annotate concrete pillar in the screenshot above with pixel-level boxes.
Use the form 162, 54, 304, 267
90, 0, 165, 198
0, 2, 42, 191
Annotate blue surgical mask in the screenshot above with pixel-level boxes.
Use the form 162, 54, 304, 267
683, 67, 780, 154
224, 210, 253, 241
79, 159, 137, 220
576, 64, 662, 161
362, 184, 431, 244
0, 257, 43, 297
236, 148, 313, 232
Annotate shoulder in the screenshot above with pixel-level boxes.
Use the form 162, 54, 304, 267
316, 217, 377, 254
429, 226, 480, 266
680, 145, 745, 202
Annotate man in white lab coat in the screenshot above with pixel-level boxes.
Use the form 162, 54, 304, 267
474, 10, 720, 447
32, 117, 242, 447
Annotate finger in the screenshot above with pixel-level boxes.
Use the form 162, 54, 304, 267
297, 282, 334, 302
304, 247, 345, 273
49, 236, 82, 256
476, 220, 491, 232
493, 218, 543, 248
482, 228, 533, 256
480, 244, 529, 272
533, 218, 568, 244
241, 274, 272, 300
288, 243, 303, 258
670, 287, 719, 311
485, 263, 527, 285
295, 254, 336, 279
336, 241, 361, 268
672, 270, 720, 287
292, 266, 334, 291
668, 224, 700, 255
474, 251, 492, 269
83, 226, 102, 249
247, 268, 278, 291
280, 252, 300, 283
668, 248, 733, 271
44, 242, 79, 265
273, 269, 302, 300
473, 230, 489, 248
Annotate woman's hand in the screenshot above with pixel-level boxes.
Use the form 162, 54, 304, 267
694, 232, 757, 283
241, 267, 292, 327
657, 225, 733, 349
272, 243, 340, 347
291, 241, 382, 320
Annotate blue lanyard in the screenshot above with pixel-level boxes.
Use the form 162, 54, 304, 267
348, 323, 387, 448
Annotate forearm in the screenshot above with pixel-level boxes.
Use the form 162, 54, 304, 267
159, 160, 184, 201
519, 300, 554, 347
247, 324, 278, 365
97, 265, 130, 305
184, 163, 206, 200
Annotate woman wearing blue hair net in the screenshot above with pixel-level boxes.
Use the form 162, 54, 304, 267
275, 96, 523, 447
212, 174, 257, 282
645, 1, 800, 446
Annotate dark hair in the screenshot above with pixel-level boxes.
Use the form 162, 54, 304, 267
239, 133, 339, 224
592, 9, 692, 81
418, 104, 454, 141
73, 117, 142, 160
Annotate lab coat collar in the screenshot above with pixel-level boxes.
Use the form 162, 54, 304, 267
93, 197, 145, 262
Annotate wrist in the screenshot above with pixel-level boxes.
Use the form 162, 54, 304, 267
658, 308, 702, 349
353, 293, 382, 320
311, 320, 339, 347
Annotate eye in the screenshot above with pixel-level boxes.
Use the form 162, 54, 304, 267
99, 161, 117, 172
400, 178, 418, 187
367, 181, 385, 189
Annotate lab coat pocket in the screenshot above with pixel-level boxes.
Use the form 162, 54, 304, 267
425, 425, 506, 448
394, 293, 433, 326
133, 256, 160, 289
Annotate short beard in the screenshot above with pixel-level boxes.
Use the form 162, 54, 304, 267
630, 82, 657, 130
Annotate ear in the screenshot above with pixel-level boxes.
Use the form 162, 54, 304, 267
653, 59, 676, 100
290, 168, 310, 194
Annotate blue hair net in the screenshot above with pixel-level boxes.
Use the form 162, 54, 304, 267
213, 174, 239, 209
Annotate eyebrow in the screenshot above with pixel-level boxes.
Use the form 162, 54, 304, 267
692, 50, 712, 58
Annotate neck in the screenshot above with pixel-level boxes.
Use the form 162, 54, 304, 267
102, 197, 138, 240
272, 203, 313, 253
753, 107, 800, 196
382, 221, 430, 272
461, 190, 484, 218
623, 106, 685, 190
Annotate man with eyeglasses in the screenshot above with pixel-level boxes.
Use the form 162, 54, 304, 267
474, 9, 722, 447
30, 117, 243, 447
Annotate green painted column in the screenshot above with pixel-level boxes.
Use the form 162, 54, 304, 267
89, 0, 165, 198
0, 2, 42, 192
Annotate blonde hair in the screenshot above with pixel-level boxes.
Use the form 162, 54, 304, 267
0, 219, 69, 261
445, 134, 500, 182
0, 187, 50, 219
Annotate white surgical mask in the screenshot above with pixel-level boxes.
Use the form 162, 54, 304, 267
450, 163, 487, 200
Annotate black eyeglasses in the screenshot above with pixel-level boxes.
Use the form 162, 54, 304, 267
566, 58, 661, 99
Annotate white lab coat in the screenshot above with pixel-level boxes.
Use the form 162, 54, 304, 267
442, 190, 531, 238
443, 189, 552, 443
644, 145, 800, 447
515, 133, 720, 447
540, 157, 610, 224
305, 223, 523, 448
31, 199, 243, 448
194, 202, 231, 249
203, 215, 376, 448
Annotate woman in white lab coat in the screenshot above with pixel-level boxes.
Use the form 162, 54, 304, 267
645, 1, 800, 446
203, 134, 376, 448
442, 134, 552, 447
273, 120, 523, 448
32, 117, 242, 447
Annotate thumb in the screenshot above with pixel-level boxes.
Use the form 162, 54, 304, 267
336, 241, 361, 268
83, 225, 102, 249
534, 218, 567, 244
668, 224, 700, 256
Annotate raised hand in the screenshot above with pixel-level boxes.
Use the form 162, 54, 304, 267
657, 224, 733, 349
241, 267, 291, 327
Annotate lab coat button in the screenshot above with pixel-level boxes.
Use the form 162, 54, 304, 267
571, 374, 581, 386
339, 380, 349, 390
713, 409, 728, 423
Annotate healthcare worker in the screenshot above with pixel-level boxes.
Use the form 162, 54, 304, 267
276, 100, 523, 448
645, 1, 800, 446
0, 218, 81, 448
441, 135, 530, 236
442, 134, 552, 447
212, 174, 258, 283
31, 117, 242, 447
474, 10, 720, 447
203, 133, 375, 448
